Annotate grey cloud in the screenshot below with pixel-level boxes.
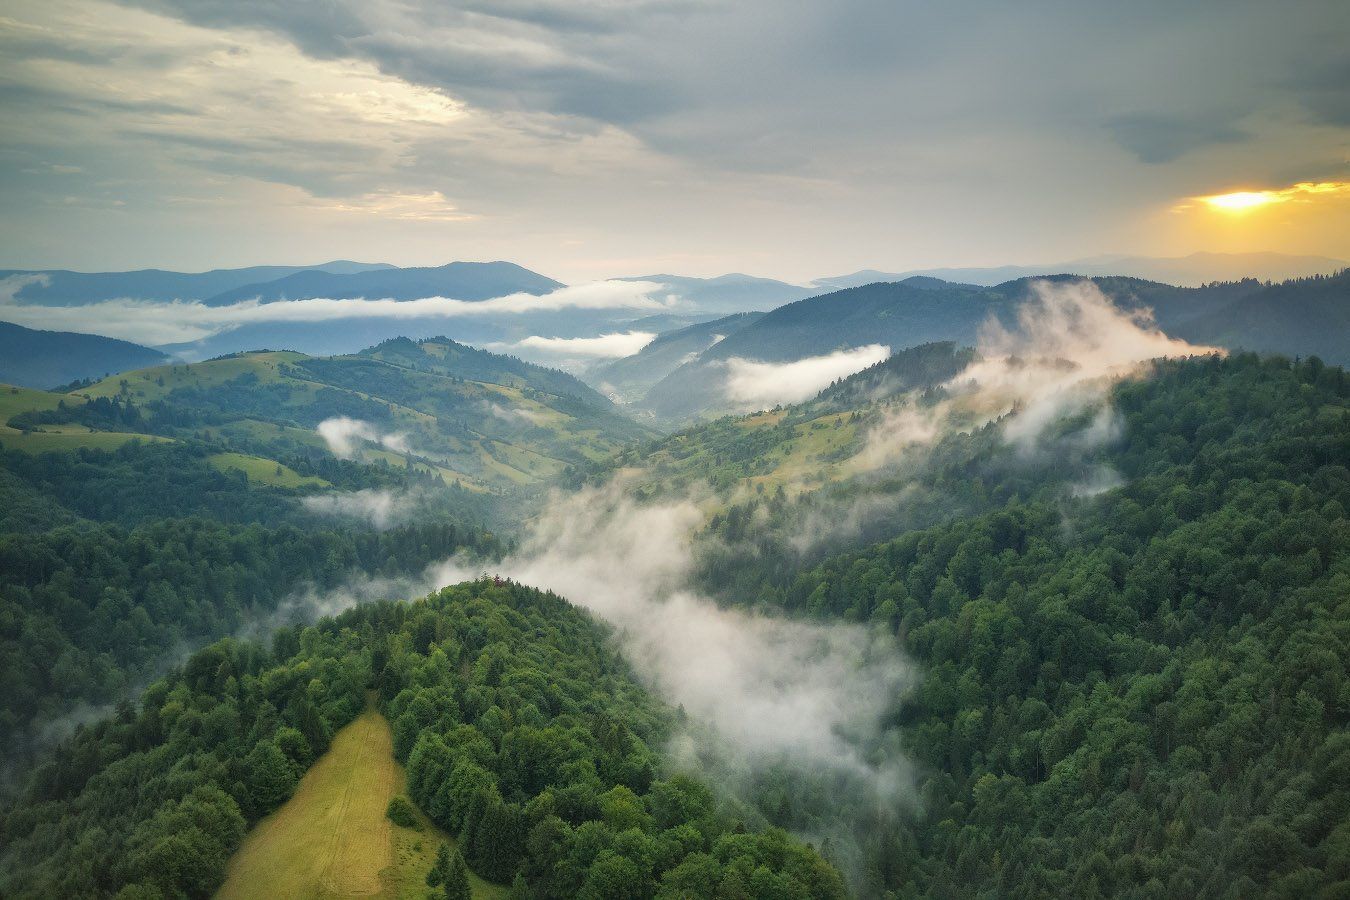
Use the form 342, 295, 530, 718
1106, 112, 1249, 164
1287, 58, 1350, 128
36, 0, 1350, 172
2, 0, 1348, 275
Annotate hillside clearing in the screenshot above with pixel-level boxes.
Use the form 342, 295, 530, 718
206, 451, 330, 488
216, 701, 504, 899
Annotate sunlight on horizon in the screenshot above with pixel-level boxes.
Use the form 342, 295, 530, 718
1193, 181, 1350, 215
1202, 190, 1281, 212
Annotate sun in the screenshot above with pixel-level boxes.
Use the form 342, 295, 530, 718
1201, 191, 1280, 212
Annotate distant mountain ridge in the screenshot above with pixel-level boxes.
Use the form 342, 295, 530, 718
816, 251, 1348, 290
0, 321, 169, 389
202, 260, 562, 305
0, 260, 393, 306
590, 312, 766, 402
612, 273, 810, 313
638, 271, 1350, 420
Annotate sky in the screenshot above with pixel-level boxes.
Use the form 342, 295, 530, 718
1, 0, 1347, 282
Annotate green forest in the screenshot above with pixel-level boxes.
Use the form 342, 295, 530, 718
1, 341, 1348, 899
3, 3, 1347, 894
703, 354, 1350, 897
0, 581, 844, 899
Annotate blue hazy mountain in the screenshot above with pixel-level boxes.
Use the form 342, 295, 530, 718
0, 260, 393, 306
611, 273, 811, 314
0, 321, 168, 388
815, 251, 1348, 290
201, 260, 563, 305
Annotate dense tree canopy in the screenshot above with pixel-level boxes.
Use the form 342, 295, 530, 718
719, 354, 1350, 896
0, 581, 845, 899
0, 437, 503, 771
4, 349, 1349, 899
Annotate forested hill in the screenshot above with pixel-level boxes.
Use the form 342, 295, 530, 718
0, 437, 504, 769
590, 312, 766, 403
0, 580, 845, 899
65, 341, 651, 490
638, 272, 1350, 420
596, 340, 977, 500
359, 335, 609, 404
1174, 270, 1350, 364
699, 353, 1350, 896
0, 321, 168, 389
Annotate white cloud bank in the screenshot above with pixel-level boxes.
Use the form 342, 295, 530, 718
316, 416, 409, 459
301, 488, 402, 529
722, 344, 890, 410
957, 279, 1219, 450
0, 276, 672, 346
512, 330, 657, 359
855, 279, 1222, 471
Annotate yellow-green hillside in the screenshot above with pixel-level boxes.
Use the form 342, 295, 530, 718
206, 452, 330, 488
217, 703, 505, 900
0, 383, 173, 453
76, 341, 653, 489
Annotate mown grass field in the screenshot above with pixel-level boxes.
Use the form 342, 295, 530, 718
206, 451, 330, 489
0, 428, 173, 453
0, 382, 175, 453
216, 702, 505, 900
0, 383, 79, 420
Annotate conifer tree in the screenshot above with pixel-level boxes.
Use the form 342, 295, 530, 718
426, 842, 450, 887
443, 849, 471, 900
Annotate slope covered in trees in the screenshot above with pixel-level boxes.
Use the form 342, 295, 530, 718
0, 580, 845, 899
596, 341, 975, 500
0, 431, 504, 776
72, 341, 651, 489
587, 312, 766, 404
1175, 270, 1350, 364
708, 354, 1350, 896
0, 322, 169, 390
0, 500, 501, 770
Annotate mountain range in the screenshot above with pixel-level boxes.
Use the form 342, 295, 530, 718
638, 271, 1350, 420
1, 255, 1347, 419
0, 260, 393, 305
815, 250, 1349, 290
2, 259, 1349, 899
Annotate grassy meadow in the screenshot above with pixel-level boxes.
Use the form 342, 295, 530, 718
216, 702, 505, 900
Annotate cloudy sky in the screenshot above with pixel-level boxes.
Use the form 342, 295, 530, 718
1, 0, 1347, 281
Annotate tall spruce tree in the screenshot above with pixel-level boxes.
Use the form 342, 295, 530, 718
443, 849, 471, 900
